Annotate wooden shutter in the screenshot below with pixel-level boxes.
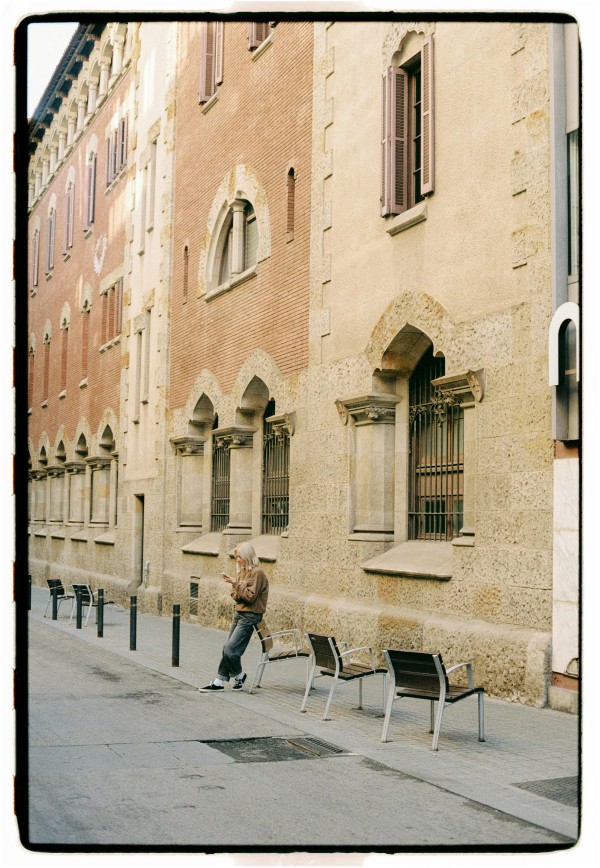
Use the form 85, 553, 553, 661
215, 21, 224, 85
421, 35, 435, 195
47, 211, 55, 271
32, 231, 39, 287
248, 22, 270, 50
199, 21, 216, 103
112, 129, 119, 178
119, 117, 128, 170
116, 278, 123, 336
382, 67, 408, 216
106, 136, 112, 186
64, 184, 74, 251
86, 155, 96, 226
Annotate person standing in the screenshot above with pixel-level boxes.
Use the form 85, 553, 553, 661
200, 541, 268, 692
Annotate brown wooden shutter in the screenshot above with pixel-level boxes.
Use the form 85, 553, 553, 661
119, 117, 128, 170
215, 21, 224, 85
421, 34, 435, 195
248, 22, 270, 50
106, 136, 112, 185
81, 309, 89, 380
199, 21, 216, 103
101, 292, 108, 344
32, 231, 39, 287
87, 154, 96, 226
47, 211, 55, 271
382, 67, 408, 216
60, 327, 68, 392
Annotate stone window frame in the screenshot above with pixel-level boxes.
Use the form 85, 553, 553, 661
199, 166, 271, 300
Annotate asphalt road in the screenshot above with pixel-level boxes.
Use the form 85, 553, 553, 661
21, 619, 572, 851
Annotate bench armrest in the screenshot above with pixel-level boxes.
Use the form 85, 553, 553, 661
446, 661, 475, 689
339, 645, 376, 668
264, 628, 303, 652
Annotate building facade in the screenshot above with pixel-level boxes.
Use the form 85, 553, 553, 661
26, 17, 580, 710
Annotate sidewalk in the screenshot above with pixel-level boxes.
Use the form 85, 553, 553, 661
26, 585, 579, 842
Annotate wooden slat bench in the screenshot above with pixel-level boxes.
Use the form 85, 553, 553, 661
382, 649, 485, 751
248, 620, 311, 693
300, 632, 388, 720
43, 579, 74, 618
69, 583, 115, 627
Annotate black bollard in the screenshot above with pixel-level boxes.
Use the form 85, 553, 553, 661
97, 588, 104, 638
130, 595, 137, 650
28, 575, 32, 611
51, 585, 58, 621
172, 604, 180, 667
75, 588, 83, 629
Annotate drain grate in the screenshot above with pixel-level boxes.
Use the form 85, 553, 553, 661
203, 736, 349, 764
513, 776, 579, 807
284, 736, 350, 757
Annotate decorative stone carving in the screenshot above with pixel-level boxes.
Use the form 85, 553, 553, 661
266, 412, 295, 438
431, 368, 485, 407
213, 426, 256, 449
335, 394, 399, 426
170, 436, 205, 456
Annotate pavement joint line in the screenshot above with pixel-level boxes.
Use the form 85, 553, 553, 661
25, 589, 579, 841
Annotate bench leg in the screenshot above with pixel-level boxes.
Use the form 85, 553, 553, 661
322, 676, 338, 720
249, 658, 267, 694
430, 700, 435, 734
432, 701, 445, 751
357, 678, 363, 710
84, 602, 93, 627
478, 693, 485, 742
381, 682, 396, 742
300, 659, 316, 712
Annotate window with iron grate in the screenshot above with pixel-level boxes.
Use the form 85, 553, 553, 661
408, 347, 463, 541
262, 400, 290, 535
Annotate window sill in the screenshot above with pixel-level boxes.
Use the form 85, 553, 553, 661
251, 33, 274, 61
94, 530, 116, 546
50, 529, 66, 539
229, 533, 280, 563
361, 540, 453, 580
205, 266, 257, 301
45, 272, 53, 281
386, 200, 428, 236
100, 336, 121, 353
201, 91, 219, 114
182, 531, 221, 556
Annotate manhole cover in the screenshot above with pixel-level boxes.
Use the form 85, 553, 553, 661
513, 776, 579, 807
203, 736, 349, 763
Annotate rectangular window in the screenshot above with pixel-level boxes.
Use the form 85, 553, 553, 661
43, 342, 50, 403
382, 35, 434, 217
262, 418, 290, 535
199, 21, 224, 103
102, 278, 124, 345
46, 211, 55, 272
60, 328, 68, 393
189, 582, 199, 617
32, 230, 40, 289
64, 184, 74, 252
106, 120, 128, 186
28, 351, 35, 408
81, 309, 89, 380
85, 154, 97, 228
567, 129, 580, 280
146, 140, 157, 232
210, 437, 230, 531
247, 22, 271, 50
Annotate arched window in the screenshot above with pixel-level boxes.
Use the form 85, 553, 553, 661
408, 346, 463, 540
64, 181, 75, 252
60, 320, 69, 395
42, 335, 51, 404
214, 200, 258, 289
31, 228, 40, 290
28, 346, 35, 409
46, 207, 56, 273
183, 244, 189, 303
85, 151, 97, 229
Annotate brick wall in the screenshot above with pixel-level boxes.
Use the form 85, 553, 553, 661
169, 21, 313, 407
28, 72, 131, 456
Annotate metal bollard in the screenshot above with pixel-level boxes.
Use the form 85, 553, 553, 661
51, 585, 58, 620
97, 589, 104, 638
28, 575, 32, 611
76, 589, 83, 629
130, 595, 137, 650
172, 604, 180, 667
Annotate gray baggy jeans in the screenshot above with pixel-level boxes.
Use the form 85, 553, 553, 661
217, 610, 263, 681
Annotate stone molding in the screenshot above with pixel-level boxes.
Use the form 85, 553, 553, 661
335, 393, 400, 426
266, 412, 295, 437
431, 368, 485, 407
213, 425, 256, 449
170, 435, 205, 456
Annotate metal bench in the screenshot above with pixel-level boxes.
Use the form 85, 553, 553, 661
248, 620, 311, 694
300, 632, 388, 720
43, 579, 74, 618
382, 649, 485, 751
69, 583, 114, 626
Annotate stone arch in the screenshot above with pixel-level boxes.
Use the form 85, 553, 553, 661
183, 370, 225, 434
85, 134, 99, 162
382, 20, 435, 71
65, 165, 76, 190
232, 349, 289, 416
81, 282, 93, 312
188, 393, 217, 436
198, 164, 271, 295
43, 319, 52, 343
29, 333, 36, 354
47, 192, 57, 217
365, 290, 457, 378
60, 302, 71, 330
